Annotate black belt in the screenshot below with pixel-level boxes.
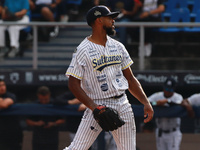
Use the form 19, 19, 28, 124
160, 128, 176, 133
110, 94, 124, 99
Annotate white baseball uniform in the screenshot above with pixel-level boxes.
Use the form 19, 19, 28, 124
64, 36, 136, 150
187, 93, 200, 106
148, 92, 183, 150
187, 93, 200, 133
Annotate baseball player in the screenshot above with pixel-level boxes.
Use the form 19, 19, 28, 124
181, 93, 200, 133
64, 5, 153, 150
182, 93, 200, 107
181, 93, 200, 118
148, 77, 183, 150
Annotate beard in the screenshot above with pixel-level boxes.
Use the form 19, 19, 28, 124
103, 25, 116, 36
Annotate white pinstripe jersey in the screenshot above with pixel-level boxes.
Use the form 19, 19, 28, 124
66, 35, 133, 100
148, 92, 183, 130
188, 93, 200, 106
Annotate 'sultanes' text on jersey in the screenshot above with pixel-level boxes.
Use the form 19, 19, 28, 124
93, 55, 122, 72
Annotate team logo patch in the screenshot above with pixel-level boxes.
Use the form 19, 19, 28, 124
101, 83, 108, 91
94, 10, 101, 16
97, 74, 106, 82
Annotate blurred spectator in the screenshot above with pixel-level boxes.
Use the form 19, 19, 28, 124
148, 77, 183, 150
29, 0, 61, 37
57, 0, 69, 22
26, 86, 65, 150
0, 0, 30, 58
114, 0, 142, 47
130, 0, 165, 57
0, 79, 23, 150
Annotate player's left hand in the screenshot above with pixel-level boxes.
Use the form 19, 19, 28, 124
93, 105, 125, 132
143, 103, 154, 123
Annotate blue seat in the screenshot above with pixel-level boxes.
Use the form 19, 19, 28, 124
184, 9, 200, 32
162, 0, 188, 19
22, 11, 32, 34
190, 0, 200, 18
187, 0, 194, 5
66, 0, 82, 5
159, 8, 191, 32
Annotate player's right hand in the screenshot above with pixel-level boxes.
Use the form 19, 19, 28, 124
143, 103, 154, 123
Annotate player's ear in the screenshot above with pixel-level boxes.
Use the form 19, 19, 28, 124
97, 17, 102, 24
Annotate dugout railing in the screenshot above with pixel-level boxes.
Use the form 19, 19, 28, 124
1, 104, 200, 150
1, 22, 200, 70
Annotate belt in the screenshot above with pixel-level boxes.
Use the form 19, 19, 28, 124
160, 128, 176, 133
110, 94, 124, 99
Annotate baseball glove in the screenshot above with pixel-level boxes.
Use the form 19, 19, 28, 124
93, 105, 125, 132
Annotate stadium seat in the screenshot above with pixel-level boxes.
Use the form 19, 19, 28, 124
190, 0, 200, 18
159, 7, 191, 32
184, 9, 200, 32
162, 0, 188, 19
66, 0, 82, 5
21, 11, 32, 36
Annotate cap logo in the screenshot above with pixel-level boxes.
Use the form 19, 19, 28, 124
94, 10, 101, 16
167, 80, 172, 86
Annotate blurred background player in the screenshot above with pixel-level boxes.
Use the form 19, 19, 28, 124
26, 86, 65, 150
0, 79, 23, 150
148, 77, 183, 150
181, 93, 200, 133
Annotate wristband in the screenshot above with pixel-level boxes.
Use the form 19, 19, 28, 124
151, 101, 157, 106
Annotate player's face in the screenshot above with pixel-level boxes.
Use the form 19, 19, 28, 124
102, 16, 116, 36
0, 81, 6, 95
164, 90, 174, 98
38, 94, 51, 104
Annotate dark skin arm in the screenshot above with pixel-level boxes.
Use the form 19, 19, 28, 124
121, 1, 142, 16
2, 8, 27, 19
0, 97, 14, 109
68, 76, 98, 111
181, 99, 195, 118
122, 67, 154, 123
140, 4, 165, 18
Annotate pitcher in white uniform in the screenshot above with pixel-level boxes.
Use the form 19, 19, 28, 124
148, 77, 183, 150
64, 5, 154, 150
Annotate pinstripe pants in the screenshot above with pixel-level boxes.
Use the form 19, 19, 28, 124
63, 94, 136, 150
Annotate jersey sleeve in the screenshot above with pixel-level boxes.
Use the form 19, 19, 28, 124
148, 93, 159, 102
174, 94, 183, 104
119, 43, 133, 70
188, 93, 200, 106
65, 49, 85, 80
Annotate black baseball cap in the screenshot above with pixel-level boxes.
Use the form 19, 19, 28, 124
163, 77, 176, 92
86, 5, 120, 26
